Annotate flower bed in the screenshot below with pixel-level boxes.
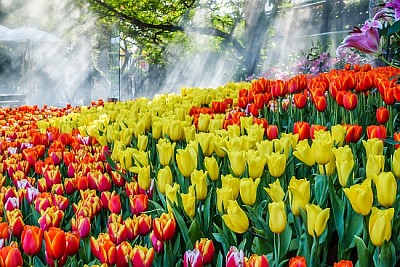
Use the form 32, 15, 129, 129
0, 65, 400, 267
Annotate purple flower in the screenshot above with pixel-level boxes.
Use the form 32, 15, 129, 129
337, 20, 382, 56
386, 0, 400, 20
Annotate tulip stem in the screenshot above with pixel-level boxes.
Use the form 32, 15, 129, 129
274, 233, 281, 267
28, 255, 33, 266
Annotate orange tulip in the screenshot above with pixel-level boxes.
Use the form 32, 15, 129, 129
108, 222, 127, 245
21, 225, 43, 256
334, 260, 353, 267
90, 233, 117, 265
314, 95, 327, 112
376, 107, 389, 125
293, 121, 311, 140
289, 255, 306, 267
294, 93, 307, 109
195, 238, 215, 265
367, 125, 387, 139
0, 243, 23, 267
65, 231, 80, 256
129, 194, 148, 216
44, 227, 66, 260
266, 125, 279, 140
153, 213, 176, 241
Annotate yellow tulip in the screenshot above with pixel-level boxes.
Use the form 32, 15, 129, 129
318, 153, 336, 175
184, 125, 196, 142
239, 178, 260, 206
279, 134, 297, 159
221, 174, 240, 199
176, 146, 197, 177
216, 186, 234, 213
266, 152, 286, 178
264, 179, 285, 202
133, 119, 146, 138
119, 148, 133, 170
209, 118, 224, 134
198, 113, 211, 132
268, 201, 287, 234
156, 139, 176, 166
246, 152, 267, 179
120, 128, 133, 146
191, 170, 208, 201
366, 154, 385, 181
305, 204, 330, 237
331, 124, 346, 146
165, 183, 180, 212
333, 145, 353, 162
151, 119, 163, 139
222, 200, 249, 234
228, 151, 246, 177
157, 166, 173, 195
138, 165, 151, 190
240, 116, 253, 135
288, 176, 310, 216
311, 136, 333, 165
336, 158, 354, 187
137, 134, 148, 151
343, 179, 373, 215
204, 156, 219, 181
181, 186, 196, 218
369, 207, 394, 247
169, 120, 185, 141
374, 172, 397, 208
293, 140, 316, 166
214, 136, 228, 158
132, 150, 149, 168
362, 138, 384, 157
392, 149, 400, 179
227, 124, 241, 138
256, 140, 273, 157
196, 133, 215, 157
281, 133, 299, 150
246, 124, 264, 144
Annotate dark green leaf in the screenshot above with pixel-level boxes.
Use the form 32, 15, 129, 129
354, 236, 373, 267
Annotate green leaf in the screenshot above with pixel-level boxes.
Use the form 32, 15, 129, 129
328, 176, 345, 241
387, 20, 400, 36
279, 225, 293, 261
213, 223, 230, 255
251, 236, 270, 255
188, 219, 205, 245
379, 240, 396, 267
172, 206, 193, 250
216, 251, 224, 267
354, 236, 373, 267
33, 256, 46, 267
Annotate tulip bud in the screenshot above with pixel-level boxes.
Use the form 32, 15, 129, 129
181, 186, 196, 219
65, 231, 80, 256
116, 241, 133, 267
293, 140, 315, 166
268, 200, 287, 234
0, 243, 23, 267
21, 225, 43, 256
239, 178, 260, 206
266, 152, 286, 178
153, 213, 176, 241
156, 139, 176, 167
129, 194, 148, 216
392, 149, 400, 178
176, 147, 197, 178
246, 254, 269, 267
228, 151, 246, 177
204, 156, 219, 181
293, 121, 311, 140
376, 107, 389, 125
311, 134, 333, 166
44, 227, 66, 260
369, 207, 394, 247
374, 172, 397, 207
221, 174, 240, 199
191, 170, 208, 200
137, 214, 152, 236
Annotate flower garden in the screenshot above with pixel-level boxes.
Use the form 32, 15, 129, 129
0, 62, 399, 267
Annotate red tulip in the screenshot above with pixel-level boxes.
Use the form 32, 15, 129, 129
238, 96, 249, 109
183, 248, 203, 267
130, 245, 155, 267
343, 92, 358, 110
65, 231, 80, 256
124, 217, 139, 241
137, 214, 152, 236
253, 93, 266, 109
344, 124, 363, 143
248, 103, 259, 117
111, 171, 126, 187
394, 132, 400, 149
294, 93, 307, 109
0, 243, 23, 267
293, 121, 311, 140
310, 124, 327, 139
108, 222, 127, 245
266, 125, 279, 140
21, 225, 43, 256
44, 227, 66, 260
129, 194, 148, 216
152, 213, 176, 241
289, 256, 306, 267
334, 260, 353, 267
64, 178, 77, 194
195, 238, 215, 265
108, 193, 122, 214
271, 80, 287, 98
376, 107, 389, 125
6, 209, 24, 237
367, 125, 387, 139
314, 96, 327, 112
39, 206, 64, 231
